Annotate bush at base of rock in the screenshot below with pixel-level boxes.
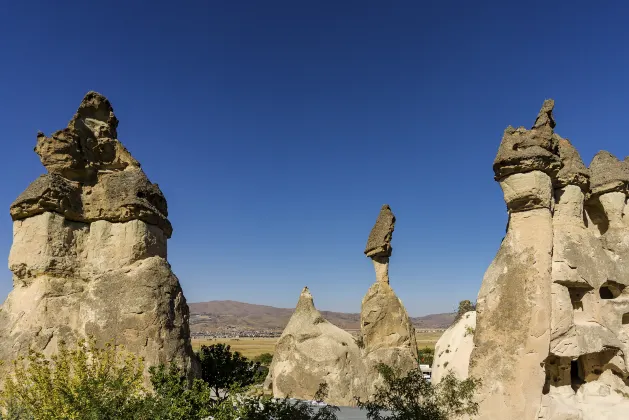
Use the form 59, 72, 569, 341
356, 363, 481, 420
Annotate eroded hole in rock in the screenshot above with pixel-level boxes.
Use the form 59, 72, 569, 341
600, 281, 626, 299
543, 355, 573, 394
571, 359, 584, 392
567, 286, 592, 311
623, 313, 629, 325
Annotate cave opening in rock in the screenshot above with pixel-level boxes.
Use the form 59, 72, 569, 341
600, 281, 625, 299
623, 313, 629, 325
567, 286, 590, 311
571, 359, 584, 392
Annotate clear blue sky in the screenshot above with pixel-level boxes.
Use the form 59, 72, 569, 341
1, 1, 628, 316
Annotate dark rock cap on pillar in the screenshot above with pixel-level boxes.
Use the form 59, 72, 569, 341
364, 204, 395, 258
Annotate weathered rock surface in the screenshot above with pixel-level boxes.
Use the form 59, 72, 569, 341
445, 100, 629, 419
364, 204, 395, 258
264, 288, 364, 406
0, 92, 196, 383
266, 205, 418, 404
431, 311, 475, 384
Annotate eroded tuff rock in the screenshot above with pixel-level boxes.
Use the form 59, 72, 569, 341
444, 100, 629, 419
11, 91, 171, 237
431, 310, 475, 384
266, 205, 418, 404
0, 92, 196, 383
364, 204, 395, 258
589, 151, 629, 197
264, 288, 364, 406
493, 99, 561, 181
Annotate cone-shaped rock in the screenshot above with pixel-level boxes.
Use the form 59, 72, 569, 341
0, 92, 196, 383
264, 287, 363, 406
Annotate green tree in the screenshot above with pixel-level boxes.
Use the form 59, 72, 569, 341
144, 364, 213, 420
212, 383, 339, 420
417, 347, 434, 365
0, 339, 146, 420
454, 300, 476, 323
253, 352, 274, 366
356, 364, 481, 420
197, 343, 261, 403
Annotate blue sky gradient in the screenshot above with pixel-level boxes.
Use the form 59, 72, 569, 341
1, 1, 628, 315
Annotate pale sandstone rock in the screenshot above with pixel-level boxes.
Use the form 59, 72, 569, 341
431, 311, 475, 383
0, 92, 196, 384
264, 287, 364, 406
266, 205, 418, 404
447, 101, 629, 419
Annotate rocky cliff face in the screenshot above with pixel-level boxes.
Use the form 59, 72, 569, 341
265, 205, 418, 405
0, 92, 197, 382
455, 100, 629, 419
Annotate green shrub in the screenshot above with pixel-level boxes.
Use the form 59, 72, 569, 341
253, 352, 273, 366
144, 364, 213, 420
417, 347, 434, 365
356, 364, 481, 420
197, 343, 261, 403
212, 383, 339, 420
0, 339, 146, 420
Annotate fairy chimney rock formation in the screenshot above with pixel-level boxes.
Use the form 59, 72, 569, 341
469, 100, 560, 420
445, 100, 629, 419
0, 92, 196, 383
264, 287, 363, 406
364, 204, 395, 284
267, 205, 418, 404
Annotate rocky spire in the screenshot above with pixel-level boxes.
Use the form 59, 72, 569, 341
12, 91, 171, 237
493, 99, 561, 181
0, 92, 196, 385
294, 287, 318, 315
365, 204, 395, 283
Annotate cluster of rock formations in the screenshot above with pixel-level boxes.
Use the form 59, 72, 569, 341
264, 205, 418, 405
0, 92, 197, 382
433, 100, 629, 419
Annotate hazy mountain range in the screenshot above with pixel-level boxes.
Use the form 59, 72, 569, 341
189, 300, 455, 332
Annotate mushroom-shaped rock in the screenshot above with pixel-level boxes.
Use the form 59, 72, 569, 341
265, 287, 363, 406
0, 92, 196, 386
588, 151, 629, 196
17, 91, 171, 236
493, 99, 561, 180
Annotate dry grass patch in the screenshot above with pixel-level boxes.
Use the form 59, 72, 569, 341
191, 337, 277, 359
415, 330, 444, 349
191, 330, 443, 360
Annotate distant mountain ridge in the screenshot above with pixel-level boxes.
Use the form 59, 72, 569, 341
189, 300, 455, 332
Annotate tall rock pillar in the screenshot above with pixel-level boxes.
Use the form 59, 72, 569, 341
361, 205, 418, 392
469, 101, 560, 419
0, 92, 197, 382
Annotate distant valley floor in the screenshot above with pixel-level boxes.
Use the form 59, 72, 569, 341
189, 300, 454, 334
